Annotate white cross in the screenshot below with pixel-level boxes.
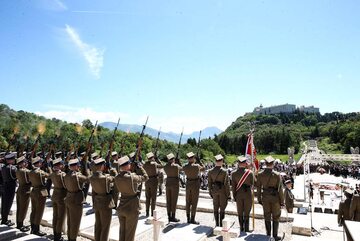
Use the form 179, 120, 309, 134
146, 210, 165, 241
213, 218, 239, 241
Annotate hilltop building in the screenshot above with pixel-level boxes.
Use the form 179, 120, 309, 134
252, 104, 320, 115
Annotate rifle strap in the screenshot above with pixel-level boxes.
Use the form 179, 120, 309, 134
236, 169, 251, 192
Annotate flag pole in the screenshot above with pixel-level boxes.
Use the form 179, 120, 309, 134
250, 126, 255, 231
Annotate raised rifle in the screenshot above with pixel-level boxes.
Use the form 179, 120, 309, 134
175, 128, 184, 166
105, 118, 120, 167
81, 120, 98, 163
133, 116, 149, 166
196, 130, 204, 165
153, 127, 162, 164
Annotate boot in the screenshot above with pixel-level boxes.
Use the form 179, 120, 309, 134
187, 214, 191, 224
171, 213, 180, 222
190, 216, 199, 225
146, 210, 149, 217
272, 221, 281, 241
214, 212, 219, 227
219, 212, 225, 227
238, 216, 244, 232
30, 224, 35, 234
151, 209, 154, 217
17, 222, 30, 232
265, 221, 271, 236
33, 225, 46, 236
244, 217, 250, 232
168, 212, 172, 222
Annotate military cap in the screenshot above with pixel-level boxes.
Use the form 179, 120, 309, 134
80, 152, 86, 156
265, 156, 275, 163
129, 152, 136, 158
111, 151, 118, 156
16, 156, 26, 165
118, 156, 130, 167
36, 151, 43, 156
214, 154, 224, 162
0, 152, 6, 157
146, 152, 154, 159
186, 152, 195, 158
167, 153, 175, 161
68, 158, 79, 166
52, 158, 63, 165
55, 151, 62, 156
5, 152, 16, 160
32, 156, 42, 164
237, 156, 247, 163
345, 188, 354, 195
94, 157, 106, 165
91, 152, 99, 159
284, 179, 292, 184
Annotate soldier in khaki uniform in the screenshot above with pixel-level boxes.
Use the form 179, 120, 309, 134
208, 154, 230, 227
49, 158, 67, 241
350, 190, 360, 221
115, 155, 149, 241
257, 156, 284, 241
143, 152, 163, 217
64, 158, 89, 241
163, 153, 182, 222
110, 151, 120, 208
90, 157, 115, 241
183, 151, 205, 224
338, 189, 354, 240
284, 179, 294, 213
231, 156, 255, 232
15, 156, 31, 232
1, 153, 17, 227
29, 156, 49, 236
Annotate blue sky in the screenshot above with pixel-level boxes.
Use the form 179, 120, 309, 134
0, 0, 359, 133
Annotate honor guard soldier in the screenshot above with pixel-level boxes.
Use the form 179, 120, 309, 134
163, 153, 182, 222
339, 189, 354, 240
64, 158, 89, 241
1, 153, 17, 226
183, 151, 205, 224
257, 156, 284, 241
208, 154, 230, 227
115, 155, 149, 241
231, 156, 255, 232
29, 156, 50, 236
350, 189, 360, 221
15, 156, 31, 232
108, 151, 119, 208
90, 157, 115, 241
49, 158, 67, 241
143, 152, 163, 217
284, 179, 294, 213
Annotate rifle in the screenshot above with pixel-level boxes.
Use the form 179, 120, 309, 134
105, 118, 120, 166
81, 120, 98, 163
175, 128, 184, 166
153, 127, 162, 164
133, 116, 149, 166
30, 134, 41, 159
196, 130, 204, 165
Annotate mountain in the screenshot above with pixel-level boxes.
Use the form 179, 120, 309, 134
99, 122, 222, 143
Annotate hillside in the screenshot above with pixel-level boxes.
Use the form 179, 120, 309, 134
100, 122, 222, 143
216, 111, 360, 155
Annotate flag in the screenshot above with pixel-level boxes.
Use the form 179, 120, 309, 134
245, 133, 259, 171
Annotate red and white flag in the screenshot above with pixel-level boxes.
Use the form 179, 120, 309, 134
245, 133, 259, 171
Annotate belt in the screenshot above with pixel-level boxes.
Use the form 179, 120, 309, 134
67, 190, 82, 193
187, 178, 199, 181
148, 175, 158, 178
167, 177, 179, 179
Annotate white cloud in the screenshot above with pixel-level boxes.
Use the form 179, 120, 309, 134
64, 24, 104, 79
37, 0, 67, 11
53, 0, 67, 10
35, 107, 129, 125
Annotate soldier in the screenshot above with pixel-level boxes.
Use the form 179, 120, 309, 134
49, 158, 67, 241
109, 151, 119, 208
90, 158, 115, 241
339, 189, 354, 239
64, 158, 89, 241
350, 189, 360, 221
163, 153, 182, 222
231, 156, 255, 232
257, 156, 284, 241
143, 152, 163, 217
1, 153, 17, 226
208, 154, 230, 227
111, 151, 119, 171
158, 170, 164, 196
183, 151, 205, 224
284, 179, 294, 213
15, 156, 31, 232
28, 156, 49, 236
115, 155, 149, 241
